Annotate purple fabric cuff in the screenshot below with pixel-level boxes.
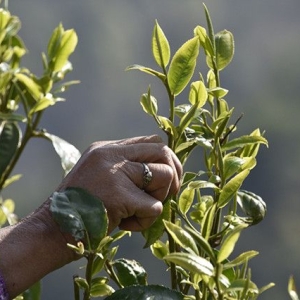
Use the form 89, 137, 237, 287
0, 271, 9, 300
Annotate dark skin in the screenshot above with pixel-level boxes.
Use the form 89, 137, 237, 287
0, 135, 182, 298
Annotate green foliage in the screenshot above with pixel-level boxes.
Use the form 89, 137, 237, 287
0, 2, 80, 299
1, 2, 298, 300
124, 3, 273, 300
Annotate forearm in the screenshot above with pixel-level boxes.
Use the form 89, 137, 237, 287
0, 200, 77, 299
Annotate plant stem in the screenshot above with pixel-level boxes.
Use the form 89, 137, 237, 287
0, 112, 43, 190
83, 254, 94, 300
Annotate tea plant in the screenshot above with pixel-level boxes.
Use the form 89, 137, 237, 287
0, 2, 80, 298
52, 4, 276, 300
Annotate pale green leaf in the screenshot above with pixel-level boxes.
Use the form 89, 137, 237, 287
140, 88, 158, 117
163, 221, 199, 255
189, 80, 207, 106
218, 169, 250, 208
126, 64, 166, 81
223, 250, 259, 269
168, 37, 200, 96
164, 252, 214, 277
178, 187, 195, 215
53, 29, 78, 72
218, 225, 247, 263
222, 135, 268, 152
15, 73, 42, 100
43, 133, 81, 176
152, 20, 170, 68
288, 276, 299, 300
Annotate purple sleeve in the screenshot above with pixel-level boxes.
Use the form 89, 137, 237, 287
0, 271, 9, 300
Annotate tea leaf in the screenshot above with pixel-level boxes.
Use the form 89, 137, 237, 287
222, 135, 268, 152
112, 258, 147, 287
288, 276, 299, 300
47, 23, 63, 61
201, 203, 217, 241
105, 285, 184, 300
43, 133, 81, 176
50, 187, 108, 250
140, 88, 158, 117
184, 226, 216, 263
237, 190, 267, 225
90, 280, 114, 297
164, 220, 199, 255
15, 73, 42, 100
178, 186, 195, 215
150, 240, 169, 260
164, 252, 214, 277
218, 169, 250, 208
157, 116, 177, 137
0, 122, 21, 178
223, 250, 259, 269
226, 279, 258, 295
189, 80, 207, 107
218, 225, 247, 263
152, 20, 170, 69
168, 37, 200, 96
215, 30, 234, 71
194, 25, 214, 58
53, 29, 77, 72
126, 64, 166, 81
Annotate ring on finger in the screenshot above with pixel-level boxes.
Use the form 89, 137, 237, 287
142, 163, 153, 189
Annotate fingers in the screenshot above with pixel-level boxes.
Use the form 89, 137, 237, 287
121, 143, 182, 195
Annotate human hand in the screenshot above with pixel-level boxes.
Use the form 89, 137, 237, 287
57, 135, 182, 233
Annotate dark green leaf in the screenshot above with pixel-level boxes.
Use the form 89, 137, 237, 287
105, 285, 184, 300
168, 37, 200, 96
112, 258, 147, 287
50, 187, 108, 250
0, 122, 21, 178
237, 190, 267, 225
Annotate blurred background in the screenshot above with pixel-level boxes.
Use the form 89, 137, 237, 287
4, 0, 300, 299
